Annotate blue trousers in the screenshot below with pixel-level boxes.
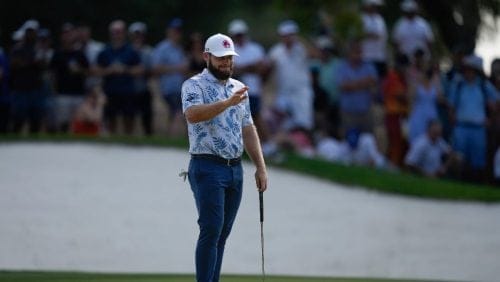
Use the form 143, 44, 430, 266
453, 124, 487, 169
188, 157, 243, 282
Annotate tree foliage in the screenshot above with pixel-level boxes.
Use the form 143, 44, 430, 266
0, 0, 498, 54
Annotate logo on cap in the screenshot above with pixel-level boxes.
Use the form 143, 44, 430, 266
222, 40, 231, 49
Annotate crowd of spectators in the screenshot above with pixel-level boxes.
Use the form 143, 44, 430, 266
0, 0, 499, 185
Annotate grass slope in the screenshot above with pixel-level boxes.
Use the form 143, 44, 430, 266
1, 134, 499, 202
0, 271, 449, 282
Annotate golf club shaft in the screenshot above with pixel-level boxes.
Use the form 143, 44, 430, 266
259, 191, 264, 223
259, 191, 265, 281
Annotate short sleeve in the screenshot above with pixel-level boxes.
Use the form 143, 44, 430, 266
242, 94, 254, 127
181, 80, 203, 113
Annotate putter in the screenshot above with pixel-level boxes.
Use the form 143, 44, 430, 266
259, 191, 265, 282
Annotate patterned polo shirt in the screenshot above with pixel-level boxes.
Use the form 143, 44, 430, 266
181, 69, 253, 159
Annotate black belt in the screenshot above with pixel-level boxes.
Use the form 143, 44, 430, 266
191, 154, 241, 166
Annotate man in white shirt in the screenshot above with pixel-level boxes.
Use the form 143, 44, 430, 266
228, 19, 267, 134
361, 0, 388, 78
316, 129, 386, 169
405, 120, 457, 178
392, 0, 434, 60
268, 20, 314, 131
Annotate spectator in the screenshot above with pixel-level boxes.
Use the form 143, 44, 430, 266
405, 120, 459, 178
336, 39, 378, 133
36, 28, 54, 68
488, 58, 500, 182
360, 0, 388, 78
228, 19, 268, 137
152, 17, 188, 137
407, 64, 443, 145
440, 45, 467, 142
0, 46, 10, 133
382, 54, 409, 166
392, 0, 434, 60
77, 24, 105, 66
317, 128, 387, 169
36, 28, 58, 132
268, 20, 314, 131
448, 54, 499, 182
406, 48, 427, 86
186, 32, 206, 76
262, 126, 315, 160
96, 20, 142, 134
71, 85, 106, 136
77, 23, 105, 89
129, 22, 154, 136
443, 45, 467, 94
9, 19, 46, 133
49, 23, 89, 132
310, 36, 341, 137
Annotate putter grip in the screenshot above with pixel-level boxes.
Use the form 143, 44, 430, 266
259, 191, 264, 223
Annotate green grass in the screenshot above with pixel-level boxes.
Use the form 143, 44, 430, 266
0, 271, 449, 282
1, 134, 499, 202
277, 153, 500, 202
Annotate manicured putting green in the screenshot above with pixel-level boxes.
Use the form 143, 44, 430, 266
0, 272, 448, 282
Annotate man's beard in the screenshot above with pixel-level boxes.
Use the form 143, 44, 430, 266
208, 60, 232, 81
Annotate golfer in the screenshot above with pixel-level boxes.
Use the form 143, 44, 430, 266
181, 33, 268, 282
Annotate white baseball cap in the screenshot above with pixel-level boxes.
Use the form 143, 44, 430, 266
204, 33, 239, 57
22, 19, 40, 31
129, 22, 147, 33
228, 19, 248, 35
278, 20, 299, 36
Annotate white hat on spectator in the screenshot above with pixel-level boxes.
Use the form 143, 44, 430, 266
401, 0, 418, 12
22, 19, 40, 31
204, 33, 239, 57
228, 19, 249, 35
463, 54, 484, 72
129, 22, 147, 33
278, 20, 299, 36
363, 0, 384, 6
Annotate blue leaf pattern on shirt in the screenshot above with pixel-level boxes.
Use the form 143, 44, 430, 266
213, 137, 228, 151
185, 92, 197, 102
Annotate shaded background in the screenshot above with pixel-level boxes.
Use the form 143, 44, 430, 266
1, 0, 499, 54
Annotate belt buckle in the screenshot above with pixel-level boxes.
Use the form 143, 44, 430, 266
227, 158, 231, 166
